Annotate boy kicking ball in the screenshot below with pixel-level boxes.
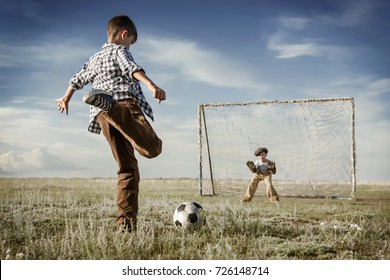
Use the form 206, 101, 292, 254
242, 147, 280, 203
55, 15, 166, 232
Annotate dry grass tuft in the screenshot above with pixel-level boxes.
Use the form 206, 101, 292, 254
1, 178, 389, 260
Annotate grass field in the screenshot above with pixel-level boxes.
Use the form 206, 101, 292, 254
0, 178, 389, 260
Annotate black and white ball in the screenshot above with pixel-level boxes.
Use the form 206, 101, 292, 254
173, 201, 206, 231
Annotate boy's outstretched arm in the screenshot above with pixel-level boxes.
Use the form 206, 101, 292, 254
133, 71, 166, 103
55, 86, 76, 115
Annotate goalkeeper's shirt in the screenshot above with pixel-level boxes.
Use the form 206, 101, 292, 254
255, 160, 269, 173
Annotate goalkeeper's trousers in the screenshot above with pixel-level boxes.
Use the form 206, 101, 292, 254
243, 172, 279, 203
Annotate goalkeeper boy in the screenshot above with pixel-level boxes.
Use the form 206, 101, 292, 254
242, 147, 280, 203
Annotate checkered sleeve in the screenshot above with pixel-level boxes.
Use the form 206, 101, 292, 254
116, 46, 144, 82
69, 60, 91, 90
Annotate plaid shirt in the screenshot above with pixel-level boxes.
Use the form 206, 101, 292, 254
69, 43, 154, 134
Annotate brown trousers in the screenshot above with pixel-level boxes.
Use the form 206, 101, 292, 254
97, 99, 162, 230
243, 172, 279, 203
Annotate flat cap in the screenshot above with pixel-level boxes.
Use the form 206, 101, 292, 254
254, 147, 268, 156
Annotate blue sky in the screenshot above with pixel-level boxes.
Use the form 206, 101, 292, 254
0, 0, 389, 181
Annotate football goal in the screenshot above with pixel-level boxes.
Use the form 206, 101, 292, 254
198, 97, 356, 199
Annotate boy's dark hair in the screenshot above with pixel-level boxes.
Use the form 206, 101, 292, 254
107, 15, 137, 43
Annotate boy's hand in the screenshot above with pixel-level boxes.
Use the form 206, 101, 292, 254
246, 160, 257, 173
133, 71, 166, 103
152, 87, 166, 103
268, 161, 276, 174
55, 97, 70, 115
55, 86, 75, 115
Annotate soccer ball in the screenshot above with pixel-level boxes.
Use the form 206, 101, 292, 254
173, 201, 206, 231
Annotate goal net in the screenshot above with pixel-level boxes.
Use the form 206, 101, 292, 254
198, 98, 356, 198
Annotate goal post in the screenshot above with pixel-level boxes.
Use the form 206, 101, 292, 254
198, 97, 356, 199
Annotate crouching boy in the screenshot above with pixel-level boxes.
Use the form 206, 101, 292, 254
242, 147, 279, 203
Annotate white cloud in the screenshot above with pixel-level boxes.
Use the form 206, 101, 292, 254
268, 32, 346, 59
318, 0, 380, 28
358, 82, 389, 123
300, 76, 389, 122
137, 35, 268, 92
269, 1, 382, 60
367, 78, 390, 96
278, 16, 309, 30
276, 1, 381, 31
0, 147, 77, 176
0, 39, 95, 68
